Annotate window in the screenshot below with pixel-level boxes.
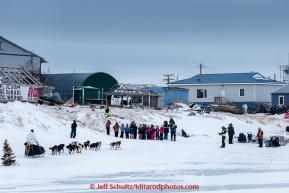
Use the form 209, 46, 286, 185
197, 89, 207, 98
239, 89, 244, 97
0, 42, 4, 50
279, 96, 284, 105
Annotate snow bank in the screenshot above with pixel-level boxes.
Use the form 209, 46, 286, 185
0, 101, 289, 193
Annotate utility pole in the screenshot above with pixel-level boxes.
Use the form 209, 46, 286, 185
163, 74, 174, 84
200, 63, 203, 74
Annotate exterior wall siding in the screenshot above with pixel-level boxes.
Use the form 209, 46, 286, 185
166, 89, 188, 105
149, 87, 188, 107
271, 93, 289, 107
0, 38, 41, 69
255, 84, 284, 104
173, 84, 255, 103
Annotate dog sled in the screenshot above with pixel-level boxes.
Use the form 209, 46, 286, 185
264, 135, 289, 147
24, 142, 45, 158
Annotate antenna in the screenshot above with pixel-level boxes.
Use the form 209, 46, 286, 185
278, 54, 289, 83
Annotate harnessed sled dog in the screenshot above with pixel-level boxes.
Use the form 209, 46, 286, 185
49, 144, 65, 155
84, 140, 90, 150
76, 143, 84, 153
89, 141, 102, 151
110, 141, 121, 150
66, 141, 77, 154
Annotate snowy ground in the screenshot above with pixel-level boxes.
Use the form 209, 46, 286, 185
1, 102, 289, 193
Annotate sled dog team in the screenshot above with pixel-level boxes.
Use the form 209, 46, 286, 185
49, 140, 121, 155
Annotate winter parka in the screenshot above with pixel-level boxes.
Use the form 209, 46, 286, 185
160, 127, 164, 134
228, 126, 235, 135
170, 124, 177, 133
113, 123, 120, 132
125, 125, 130, 133
163, 122, 169, 133
120, 124, 125, 132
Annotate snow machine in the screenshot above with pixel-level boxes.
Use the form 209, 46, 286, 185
24, 142, 45, 158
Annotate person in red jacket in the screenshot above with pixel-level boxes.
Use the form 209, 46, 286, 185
159, 126, 164, 140
257, 127, 263, 148
106, 119, 111, 135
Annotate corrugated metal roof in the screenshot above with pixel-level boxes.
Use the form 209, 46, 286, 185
148, 87, 189, 93
45, 73, 94, 102
272, 84, 289, 94
169, 72, 285, 84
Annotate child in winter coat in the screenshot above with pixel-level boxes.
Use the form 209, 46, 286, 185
142, 125, 147, 140
155, 126, 160, 140
151, 125, 155, 140
138, 124, 143, 139
163, 121, 169, 140
125, 124, 130, 139
159, 126, 164, 140
147, 126, 151, 140
120, 124, 125, 138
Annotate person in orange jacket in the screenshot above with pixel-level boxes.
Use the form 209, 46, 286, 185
257, 127, 263, 148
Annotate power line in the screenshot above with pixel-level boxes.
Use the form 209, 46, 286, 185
42, 64, 163, 75
176, 65, 200, 76
204, 66, 228, 73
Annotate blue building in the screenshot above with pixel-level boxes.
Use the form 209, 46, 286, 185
149, 87, 189, 107
169, 72, 285, 106
271, 84, 289, 107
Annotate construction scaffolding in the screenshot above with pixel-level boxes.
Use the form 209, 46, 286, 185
105, 83, 163, 109
0, 67, 43, 86
0, 67, 46, 102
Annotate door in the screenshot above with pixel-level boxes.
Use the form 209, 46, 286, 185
74, 90, 83, 105
220, 88, 226, 104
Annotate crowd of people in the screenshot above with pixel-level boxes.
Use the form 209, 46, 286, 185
105, 116, 181, 141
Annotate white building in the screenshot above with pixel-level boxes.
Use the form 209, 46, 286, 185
0, 36, 48, 76
168, 72, 285, 106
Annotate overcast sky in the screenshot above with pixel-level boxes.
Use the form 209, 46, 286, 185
1, 0, 289, 85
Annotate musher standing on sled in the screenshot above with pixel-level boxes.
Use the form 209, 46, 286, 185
218, 126, 227, 148
105, 106, 110, 118
26, 129, 38, 156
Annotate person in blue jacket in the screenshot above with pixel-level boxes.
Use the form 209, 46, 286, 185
125, 124, 130, 139
170, 124, 177, 141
